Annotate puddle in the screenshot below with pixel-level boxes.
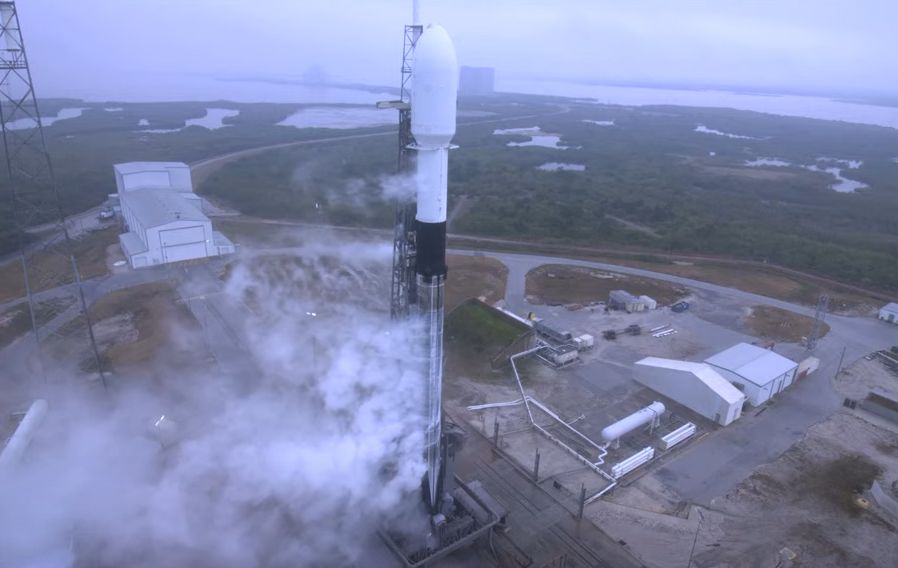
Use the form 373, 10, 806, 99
6, 107, 87, 130
694, 124, 760, 140
583, 119, 615, 126
104, 107, 123, 112
538, 162, 585, 171
138, 119, 150, 126
277, 106, 394, 129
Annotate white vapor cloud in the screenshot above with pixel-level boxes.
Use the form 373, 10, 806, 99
0, 238, 428, 567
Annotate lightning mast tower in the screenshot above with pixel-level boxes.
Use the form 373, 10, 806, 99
806, 294, 829, 351
0, 1, 105, 386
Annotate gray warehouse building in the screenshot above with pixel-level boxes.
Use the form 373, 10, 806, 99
705, 343, 797, 407
115, 162, 235, 268
635, 357, 746, 426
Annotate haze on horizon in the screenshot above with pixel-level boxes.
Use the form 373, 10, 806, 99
19, 0, 898, 101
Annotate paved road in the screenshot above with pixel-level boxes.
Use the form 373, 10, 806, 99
451, 248, 898, 504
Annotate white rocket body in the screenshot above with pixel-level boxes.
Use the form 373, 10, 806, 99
410, 24, 458, 513
412, 24, 458, 224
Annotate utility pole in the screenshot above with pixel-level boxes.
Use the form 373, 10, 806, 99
0, 2, 106, 388
806, 294, 829, 351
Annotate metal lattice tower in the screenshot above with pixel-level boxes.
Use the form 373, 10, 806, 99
387, 23, 422, 319
806, 294, 829, 351
0, 2, 105, 386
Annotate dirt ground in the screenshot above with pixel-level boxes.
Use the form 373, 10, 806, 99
693, 412, 898, 568
525, 264, 687, 306
0, 226, 117, 304
743, 305, 830, 343
445, 254, 508, 312
85, 282, 210, 375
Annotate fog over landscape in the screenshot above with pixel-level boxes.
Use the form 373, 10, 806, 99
21, 0, 898, 101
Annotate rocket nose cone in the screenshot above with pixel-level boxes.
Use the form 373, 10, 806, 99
415, 24, 458, 71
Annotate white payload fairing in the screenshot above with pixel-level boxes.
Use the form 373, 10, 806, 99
410, 24, 458, 513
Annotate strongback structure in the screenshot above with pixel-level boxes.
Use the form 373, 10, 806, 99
0, 1, 105, 385
386, 23, 422, 320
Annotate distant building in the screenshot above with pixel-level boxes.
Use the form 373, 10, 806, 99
879, 302, 898, 324
459, 66, 495, 95
114, 162, 234, 268
635, 357, 746, 426
705, 343, 797, 407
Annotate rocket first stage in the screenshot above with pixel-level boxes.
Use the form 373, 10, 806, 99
411, 24, 458, 514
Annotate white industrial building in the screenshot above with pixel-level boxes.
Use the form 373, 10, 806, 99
114, 162, 234, 268
635, 357, 746, 426
879, 302, 898, 324
705, 343, 798, 407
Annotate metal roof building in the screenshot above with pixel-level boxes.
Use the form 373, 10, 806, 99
635, 357, 746, 426
705, 343, 797, 407
115, 162, 234, 268
114, 161, 193, 193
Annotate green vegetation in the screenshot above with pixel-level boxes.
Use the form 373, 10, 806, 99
445, 299, 529, 354
201, 96, 898, 291
2, 94, 898, 292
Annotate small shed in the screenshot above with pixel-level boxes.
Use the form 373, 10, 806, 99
639, 295, 658, 310
879, 303, 898, 324
635, 357, 746, 426
609, 290, 644, 313
705, 343, 797, 406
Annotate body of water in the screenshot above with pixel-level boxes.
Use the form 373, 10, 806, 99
494, 126, 569, 149
695, 124, 760, 139
138, 108, 240, 133
277, 106, 394, 129
7, 107, 87, 130
538, 162, 585, 171
744, 156, 868, 193
499, 79, 898, 130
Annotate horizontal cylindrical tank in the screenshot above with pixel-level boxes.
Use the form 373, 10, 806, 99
601, 401, 665, 443
411, 24, 458, 148
0, 399, 48, 469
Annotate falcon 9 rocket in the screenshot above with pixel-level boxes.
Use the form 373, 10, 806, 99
410, 24, 458, 513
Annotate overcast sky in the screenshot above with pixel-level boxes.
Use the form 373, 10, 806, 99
18, 0, 897, 101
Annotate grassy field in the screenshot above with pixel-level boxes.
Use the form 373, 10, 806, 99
0, 226, 117, 304
445, 299, 532, 383
525, 264, 687, 306
445, 254, 508, 311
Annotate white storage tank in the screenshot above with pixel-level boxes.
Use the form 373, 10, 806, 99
0, 399, 48, 469
601, 402, 666, 443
